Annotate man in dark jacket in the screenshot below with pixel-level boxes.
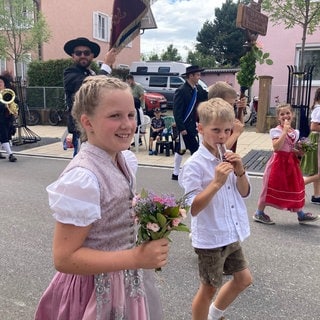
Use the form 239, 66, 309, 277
172, 65, 208, 180
63, 37, 117, 156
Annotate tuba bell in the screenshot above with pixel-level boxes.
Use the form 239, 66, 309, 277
0, 89, 18, 116
0, 88, 15, 105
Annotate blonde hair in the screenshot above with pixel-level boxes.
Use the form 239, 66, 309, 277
72, 75, 130, 141
197, 97, 235, 126
208, 81, 237, 100
275, 103, 293, 117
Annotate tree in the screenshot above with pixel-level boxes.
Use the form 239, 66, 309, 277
186, 50, 216, 68
0, 0, 51, 76
262, 0, 320, 71
196, 0, 247, 67
160, 44, 182, 61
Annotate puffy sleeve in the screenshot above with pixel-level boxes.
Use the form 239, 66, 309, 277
270, 127, 282, 139
46, 167, 100, 226
311, 107, 320, 123
122, 150, 138, 175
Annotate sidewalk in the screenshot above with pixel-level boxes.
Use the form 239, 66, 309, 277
10, 125, 272, 168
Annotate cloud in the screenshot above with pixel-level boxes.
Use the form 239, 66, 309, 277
141, 0, 225, 59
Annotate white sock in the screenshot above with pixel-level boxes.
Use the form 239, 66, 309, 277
1, 142, 12, 155
173, 152, 183, 175
208, 304, 224, 320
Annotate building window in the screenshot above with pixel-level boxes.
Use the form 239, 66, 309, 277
0, 59, 6, 74
93, 12, 110, 42
296, 44, 320, 84
16, 54, 31, 80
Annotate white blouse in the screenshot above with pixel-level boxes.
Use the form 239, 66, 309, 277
47, 150, 138, 227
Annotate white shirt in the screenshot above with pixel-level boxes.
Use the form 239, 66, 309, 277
311, 104, 320, 123
47, 150, 138, 227
179, 143, 250, 249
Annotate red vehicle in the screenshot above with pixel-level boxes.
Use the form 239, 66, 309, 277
144, 92, 167, 116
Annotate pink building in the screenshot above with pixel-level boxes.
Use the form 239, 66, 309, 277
252, 22, 320, 106
3, 1, 141, 78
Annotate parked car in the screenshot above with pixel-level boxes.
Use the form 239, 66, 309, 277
144, 92, 167, 116
130, 61, 208, 107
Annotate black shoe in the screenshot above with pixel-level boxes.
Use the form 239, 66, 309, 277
311, 196, 320, 205
153, 150, 158, 155
0, 153, 5, 159
171, 174, 178, 181
9, 154, 17, 162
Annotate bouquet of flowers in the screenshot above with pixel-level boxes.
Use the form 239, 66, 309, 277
134, 189, 190, 245
295, 137, 317, 153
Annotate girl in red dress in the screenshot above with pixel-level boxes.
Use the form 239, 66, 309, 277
253, 103, 319, 225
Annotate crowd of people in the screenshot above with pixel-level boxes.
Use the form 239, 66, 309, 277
22, 35, 319, 320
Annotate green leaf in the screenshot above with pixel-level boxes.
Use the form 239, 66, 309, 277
157, 212, 167, 227
140, 189, 148, 198
171, 225, 190, 232
266, 59, 273, 65
164, 206, 180, 218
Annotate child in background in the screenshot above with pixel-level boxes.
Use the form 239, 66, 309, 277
179, 98, 252, 320
253, 103, 319, 225
149, 108, 165, 155
34, 76, 169, 320
301, 87, 320, 204
207, 81, 246, 152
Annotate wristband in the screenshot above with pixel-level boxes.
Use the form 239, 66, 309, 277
234, 170, 246, 177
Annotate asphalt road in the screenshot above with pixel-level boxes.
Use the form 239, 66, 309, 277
1, 155, 319, 320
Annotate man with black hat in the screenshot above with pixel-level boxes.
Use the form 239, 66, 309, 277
63, 37, 117, 156
171, 65, 208, 180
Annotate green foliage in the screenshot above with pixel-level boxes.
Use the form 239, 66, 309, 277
160, 44, 182, 61
0, 0, 51, 64
186, 50, 216, 68
27, 59, 100, 86
148, 53, 160, 61
252, 45, 273, 65
262, 0, 320, 70
262, 0, 320, 33
237, 43, 273, 89
236, 49, 257, 89
196, 0, 247, 66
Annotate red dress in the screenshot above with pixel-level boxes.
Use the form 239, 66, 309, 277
258, 126, 305, 211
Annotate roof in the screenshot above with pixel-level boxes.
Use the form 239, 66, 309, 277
203, 68, 240, 74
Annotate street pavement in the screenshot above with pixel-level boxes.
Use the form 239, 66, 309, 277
1, 125, 320, 320
8, 124, 273, 172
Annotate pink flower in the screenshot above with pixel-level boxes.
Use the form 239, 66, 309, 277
146, 222, 160, 232
172, 218, 182, 227
179, 208, 187, 219
255, 41, 263, 49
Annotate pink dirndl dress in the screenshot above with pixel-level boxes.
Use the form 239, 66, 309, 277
34, 143, 161, 320
258, 126, 305, 211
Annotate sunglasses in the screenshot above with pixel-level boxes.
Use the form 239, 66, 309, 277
73, 50, 92, 57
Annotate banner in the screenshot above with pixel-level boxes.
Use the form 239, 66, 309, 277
110, 0, 149, 50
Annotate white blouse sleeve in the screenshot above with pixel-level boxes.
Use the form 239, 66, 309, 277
122, 150, 138, 175
270, 127, 282, 139
311, 107, 320, 123
46, 167, 101, 226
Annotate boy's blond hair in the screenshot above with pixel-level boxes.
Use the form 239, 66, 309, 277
208, 81, 237, 100
198, 97, 235, 126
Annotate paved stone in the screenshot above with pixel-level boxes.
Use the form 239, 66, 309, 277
7, 124, 273, 172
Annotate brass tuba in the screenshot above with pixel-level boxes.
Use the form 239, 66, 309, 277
0, 89, 18, 116
0, 88, 15, 104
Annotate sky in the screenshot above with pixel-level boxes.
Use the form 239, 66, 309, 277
140, 0, 225, 60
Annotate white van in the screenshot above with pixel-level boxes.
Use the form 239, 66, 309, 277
130, 61, 207, 107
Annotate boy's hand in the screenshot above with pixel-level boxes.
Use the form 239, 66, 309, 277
224, 151, 245, 174
215, 161, 234, 185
